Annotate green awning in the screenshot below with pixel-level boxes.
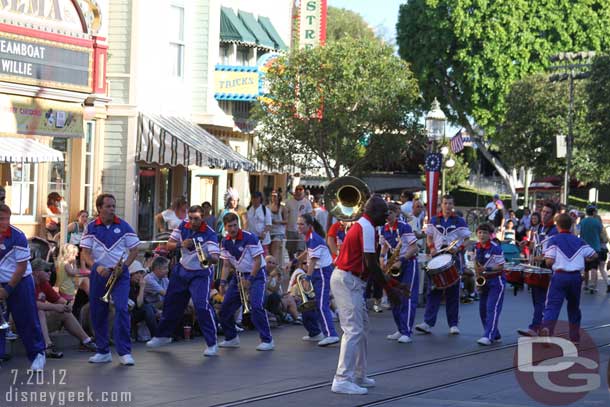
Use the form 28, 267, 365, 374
258, 16, 288, 51
238, 10, 275, 49
220, 7, 256, 44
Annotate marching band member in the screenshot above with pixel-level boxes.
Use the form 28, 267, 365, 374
380, 203, 419, 344
147, 205, 220, 357
297, 214, 340, 346
331, 196, 403, 395
81, 194, 140, 365
518, 201, 558, 337
0, 204, 46, 371
474, 223, 505, 345
416, 195, 471, 335
541, 213, 597, 342
218, 212, 274, 351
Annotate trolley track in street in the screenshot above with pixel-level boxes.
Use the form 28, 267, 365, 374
208, 323, 610, 407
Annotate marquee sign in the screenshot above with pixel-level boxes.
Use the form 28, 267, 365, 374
0, 30, 92, 92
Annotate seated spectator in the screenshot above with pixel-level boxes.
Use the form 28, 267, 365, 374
500, 219, 516, 243
56, 243, 80, 301
144, 256, 169, 312
128, 261, 158, 340
155, 197, 188, 233
265, 255, 299, 324
45, 192, 63, 242
32, 259, 96, 358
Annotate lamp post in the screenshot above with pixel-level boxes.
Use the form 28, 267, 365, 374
426, 98, 447, 150
549, 51, 595, 205
425, 98, 447, 219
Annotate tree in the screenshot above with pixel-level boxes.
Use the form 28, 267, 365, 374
585, 54, 610, 184
253, 37, 421, 178
396, 0, 610, 207
326, 6, 378, 43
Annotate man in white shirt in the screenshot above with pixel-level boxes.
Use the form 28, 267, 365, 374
246, 192, 272, 252
285, 185, 313, 260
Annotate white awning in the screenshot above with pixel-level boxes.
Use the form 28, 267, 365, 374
136, 113, 254, 171
0, 138, 64, 163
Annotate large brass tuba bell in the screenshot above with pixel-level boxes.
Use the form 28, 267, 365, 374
323, 176, 371, 221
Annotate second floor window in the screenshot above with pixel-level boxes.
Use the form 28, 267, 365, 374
170, 5, 185, 78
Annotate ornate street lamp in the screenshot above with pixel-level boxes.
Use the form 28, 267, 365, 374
424, 98, 447, 219
426, 98, 447, 145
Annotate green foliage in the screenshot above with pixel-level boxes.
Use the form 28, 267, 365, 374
253, 38, 421, 178
396, 0, 610, 135
326, 6, 378, 43
585, 54, 610, 184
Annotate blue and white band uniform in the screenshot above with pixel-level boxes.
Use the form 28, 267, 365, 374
156, 220, 220, 348
425, 215, 471, 254
305, 230, 338, 338
543, 234, 596, 273
80, 217, 140, 267
0, 225, 45, 362
380, 220, 419, 337
306, 231, 333, 269
220, 229, 267, 274
80, 216, 140, 357
219, 230, 272, 344
528, 224, 558, 332
542, 232, 596, 339
170, 221, 220, 270
0, 226, 32, 282
475, 241, 505, 341
423, 215, 470, 329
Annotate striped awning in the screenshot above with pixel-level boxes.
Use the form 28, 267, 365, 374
136, 113, 254, 171
0, 138, 64, 163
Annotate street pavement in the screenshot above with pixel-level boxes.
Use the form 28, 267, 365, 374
1, 282, 609, 407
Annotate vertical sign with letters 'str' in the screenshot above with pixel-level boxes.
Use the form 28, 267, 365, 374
297, 0, 327, 49
0, 31, 92, 92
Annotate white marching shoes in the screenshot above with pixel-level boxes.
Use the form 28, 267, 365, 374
30, 352, 46, 372
119, 354, 135, 366
89, 352, 112, 363
415, 322, 432, 334
331, 379, 368, 395
146, 337, 173, 348
256, 341, 275, 351
317, 336, 340, 347
204, 345, 218, 357
449, 326, 460, 335
386, 331, 402, 340
302, 333, 325, 342
218, 337, 240, 348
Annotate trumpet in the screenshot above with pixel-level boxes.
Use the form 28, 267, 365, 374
383, 240, 403, 278
0, 300, 9, 330
193, 238, 209, 268
296, 273, 316, 313
236, 271, 251, 315
101, 257, 124, 303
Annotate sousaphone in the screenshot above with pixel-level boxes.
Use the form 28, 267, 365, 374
324, 176, 371, 221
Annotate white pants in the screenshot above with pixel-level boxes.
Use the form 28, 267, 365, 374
331, 268, 369, 382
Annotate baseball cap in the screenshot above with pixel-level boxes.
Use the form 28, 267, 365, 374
586, 204, 597, 211
31, 258, 53, 272
493, 194, 500, 199
128, 260, 147, 275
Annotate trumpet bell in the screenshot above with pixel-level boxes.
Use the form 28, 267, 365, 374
475, 276, 486, 287
324, 176, 371, 221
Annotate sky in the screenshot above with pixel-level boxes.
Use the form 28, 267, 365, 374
327, 0, 405, 42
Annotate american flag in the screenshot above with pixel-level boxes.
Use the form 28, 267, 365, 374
450, 130, 465, 153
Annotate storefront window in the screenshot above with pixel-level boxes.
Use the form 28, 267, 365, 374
219, 44, 230, 65
138, 166, 156, 241
169, 4, 185, 78
10, 162, 37, 218
84, 122, 95, 214
48, 138, 71, 198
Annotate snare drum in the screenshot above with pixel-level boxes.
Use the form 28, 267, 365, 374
523, 265, 552, 288
426, 254, 460, 289
504, 264, 524, 285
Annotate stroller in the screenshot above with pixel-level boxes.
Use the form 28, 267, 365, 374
28, 236, 57, 284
